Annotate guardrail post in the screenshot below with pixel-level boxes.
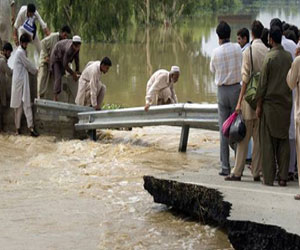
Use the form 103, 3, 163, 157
179, 125, 190, 152
88, 129, 97, 141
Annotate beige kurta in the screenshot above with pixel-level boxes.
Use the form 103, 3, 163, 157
232, 39, 268, 178
145, 69, 178, 106
39, 32, 59, 64
0, 53, 12, 106
241, 39, 268, 120
75, 61, 105, 107
10, 46, 37, 108
286, 56, 300, 186
287, 56, 300, 125
37, 32, 60, 97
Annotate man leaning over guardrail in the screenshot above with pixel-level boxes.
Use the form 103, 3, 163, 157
144, 66, 180, 112
75, 57, 112, 110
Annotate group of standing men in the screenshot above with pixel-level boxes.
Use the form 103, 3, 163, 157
210, 18, 300, 199
0, 3, 113, 135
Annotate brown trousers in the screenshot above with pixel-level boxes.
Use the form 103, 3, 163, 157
232, 119, 261, 178
52, 62, 65, 95
37, 62, 51, 98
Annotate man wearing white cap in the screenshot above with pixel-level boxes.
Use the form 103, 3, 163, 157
144, 66, 180, 111
50, 35, 81, 101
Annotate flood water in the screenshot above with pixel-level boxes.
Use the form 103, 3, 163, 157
78, 0, 300, 107
0, 128, 232, 250
1, 0, 300, 249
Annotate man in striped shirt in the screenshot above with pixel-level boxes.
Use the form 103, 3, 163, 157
210, 21, 243, 176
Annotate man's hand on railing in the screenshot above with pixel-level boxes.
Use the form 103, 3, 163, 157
93, 105, 101, 111
144, 104, 150, 112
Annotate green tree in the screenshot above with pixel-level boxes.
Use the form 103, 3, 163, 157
36, 0, 241, 42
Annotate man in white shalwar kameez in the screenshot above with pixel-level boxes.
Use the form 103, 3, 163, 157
10, 34, 39, 136
75, 57, 112, 110
13, 3, 50, 53
144, 66, 180, 111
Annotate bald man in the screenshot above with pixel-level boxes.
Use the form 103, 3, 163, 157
144, 66, 180, 111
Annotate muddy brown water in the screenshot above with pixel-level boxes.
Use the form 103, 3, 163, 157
1, 1, 300, 249
0, 128, 233, 249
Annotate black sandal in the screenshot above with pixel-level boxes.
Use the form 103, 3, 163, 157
225, 175, 241, 181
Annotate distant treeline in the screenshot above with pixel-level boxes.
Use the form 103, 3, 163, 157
32, 0, 241, 42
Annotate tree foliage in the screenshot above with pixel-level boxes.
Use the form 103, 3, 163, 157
36, 0, 241, 42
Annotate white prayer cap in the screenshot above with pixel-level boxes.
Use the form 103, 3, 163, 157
72, 35, 82, 43
170, 66, 180, 73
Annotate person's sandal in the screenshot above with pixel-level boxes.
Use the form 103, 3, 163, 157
30, 128, 39, 137
15, 129, 21, 135
294, 194, 300, 200
253, 176, 261, 182
278, 180, 287, 187
225, 175, 241, 181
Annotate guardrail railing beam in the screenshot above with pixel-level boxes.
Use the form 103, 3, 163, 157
75, 103, 219, 152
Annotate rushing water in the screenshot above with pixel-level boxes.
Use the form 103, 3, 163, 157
0, 128, 232, 249
1, 1, 300, 249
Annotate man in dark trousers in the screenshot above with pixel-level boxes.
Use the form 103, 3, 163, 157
210, 21, 243, 176
0, 42, 13, 131
256, 26, 293, 186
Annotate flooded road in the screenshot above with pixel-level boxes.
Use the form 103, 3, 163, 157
0, 127, 232, 249
2, 1, 300, 249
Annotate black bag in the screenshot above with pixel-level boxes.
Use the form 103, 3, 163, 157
229, 114, 246, 143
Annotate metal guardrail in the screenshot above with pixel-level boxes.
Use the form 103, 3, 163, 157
34, 98, 93, 118
75, 103, 219, 152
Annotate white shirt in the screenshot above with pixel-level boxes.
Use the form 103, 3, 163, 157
14, 5, 47, 30
242, 42, 250, 53
75, 61, 103, 107
210, 42, 243, 86
282, 36, 297, 60
10, 46, 37, 108
145, 69, 177, 105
